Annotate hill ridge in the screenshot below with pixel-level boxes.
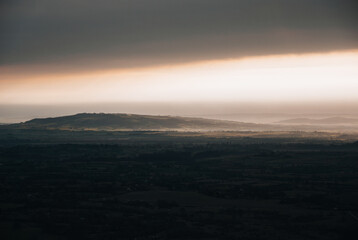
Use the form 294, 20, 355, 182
278, 117, 358, 125
14, 113, 260, 131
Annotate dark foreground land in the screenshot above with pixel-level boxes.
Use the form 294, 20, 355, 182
0, 131, 358, 239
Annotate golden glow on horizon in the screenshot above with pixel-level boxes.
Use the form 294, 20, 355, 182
1, 51, 358, 104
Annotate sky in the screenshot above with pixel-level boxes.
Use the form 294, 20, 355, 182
0, 0, 358, 120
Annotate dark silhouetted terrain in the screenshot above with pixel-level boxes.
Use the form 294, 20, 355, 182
1, 140, 358, 239
0, 113, 358, 239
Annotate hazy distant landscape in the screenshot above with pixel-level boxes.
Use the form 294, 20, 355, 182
3, 112, 358, 134
1, 102, 358, 125
4, 113, 261, 131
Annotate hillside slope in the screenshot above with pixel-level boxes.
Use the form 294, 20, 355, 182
10, 113, 264, 131
278, 117, 358, 125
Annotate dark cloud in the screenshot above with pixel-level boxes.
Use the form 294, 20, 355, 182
1, 0, 357, 71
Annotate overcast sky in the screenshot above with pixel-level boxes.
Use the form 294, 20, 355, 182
0, 0, 357, 112
1, 0, 357, 73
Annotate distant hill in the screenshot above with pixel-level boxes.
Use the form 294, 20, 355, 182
278, 117, 358, 125
8, 113, 265, 131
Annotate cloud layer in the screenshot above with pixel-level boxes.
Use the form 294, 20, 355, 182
1, 0, 357, 72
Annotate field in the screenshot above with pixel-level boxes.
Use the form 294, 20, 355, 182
0, 130, 358, 239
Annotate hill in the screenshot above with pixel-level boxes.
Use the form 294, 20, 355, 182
9, 113, 265, 131
278, 117, 358, 125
